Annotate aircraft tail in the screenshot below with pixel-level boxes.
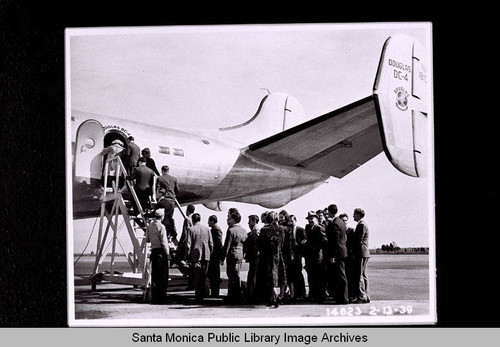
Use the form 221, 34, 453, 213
373, 34, 430, 177
218, 92, 307, 141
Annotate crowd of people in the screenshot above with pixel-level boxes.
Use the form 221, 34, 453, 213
105, 137, 370, 307
147, 203, 371, 307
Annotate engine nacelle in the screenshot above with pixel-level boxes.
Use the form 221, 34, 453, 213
202, 201, 223, 211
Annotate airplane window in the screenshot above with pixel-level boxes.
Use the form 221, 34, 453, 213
84, 138, 95, 148
173, 148, 184, 157
159, 146, 170, 154
202, 139, 210, 145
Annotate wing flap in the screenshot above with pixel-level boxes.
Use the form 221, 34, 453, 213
247, 96, 383, 178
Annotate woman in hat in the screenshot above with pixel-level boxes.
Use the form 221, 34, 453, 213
102, 139, 126, 188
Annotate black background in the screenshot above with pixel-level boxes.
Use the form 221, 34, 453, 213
0, 1, 497, 327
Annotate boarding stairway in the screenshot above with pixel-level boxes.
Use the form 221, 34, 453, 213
89, 156, 185, 296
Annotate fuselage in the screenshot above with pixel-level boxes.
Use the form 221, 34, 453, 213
71, 112, 328, 218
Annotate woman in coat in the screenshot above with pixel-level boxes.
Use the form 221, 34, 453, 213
258, 211, 287, 307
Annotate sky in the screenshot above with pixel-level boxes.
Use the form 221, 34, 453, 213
67, 23, 434, 254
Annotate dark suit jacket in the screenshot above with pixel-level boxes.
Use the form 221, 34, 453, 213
210, 225, 223, 261
127, 141, 141, 168
130, 165, 155, 191
295, 226, 307, 256
305, 223, 327, 264
154, 198, 177, 239
326, 216, 348, 259
284, 225, 307, 260
177, 216, 193, 259
345, 227, 355, 258
354, 219, 370, 258
243, 226, 260, 262
145, 157, 160, 176
156, 173, 179, 199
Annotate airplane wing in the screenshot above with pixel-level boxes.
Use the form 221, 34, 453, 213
246, 34, 430, 179
246, 96, 382, 178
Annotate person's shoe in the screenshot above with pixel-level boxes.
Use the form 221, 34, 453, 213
352, 298, 369, 304
332, 300, 349, 305
315, 297, 325, 304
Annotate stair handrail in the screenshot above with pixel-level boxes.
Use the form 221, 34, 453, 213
104, 155, 189, 226
102, 155, 149, 228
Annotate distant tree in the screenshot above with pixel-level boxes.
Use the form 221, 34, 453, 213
389, 243, 394, 251
381, 244, 386, 251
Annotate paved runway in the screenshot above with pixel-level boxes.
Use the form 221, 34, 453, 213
71, 254, 435, 326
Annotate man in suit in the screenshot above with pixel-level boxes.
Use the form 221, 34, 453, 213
141, 148, 160, 176
286, 214, 307, 301
207, 215, 223, 297
156, 165, 179, 201
178, 205, 195, 260
146, 209, 169, 304
326, 204, 349, 304
185, 213, 213, 302
126, 136, 141, 174
154, 189, 177, 245
304, 211, 328, 302
340, 213, 357, 303
221, 208, 248, 304
352, 208, 370, 304
317, 209, 328, 228
177, 204, 195, 286
129, 156, 155, 215
139, 148, 159, 203
244, 214, 260, 302
155, 165, 179, 238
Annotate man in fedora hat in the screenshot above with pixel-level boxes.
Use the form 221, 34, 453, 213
129, 156, 155, 215
304, 211, 328, 302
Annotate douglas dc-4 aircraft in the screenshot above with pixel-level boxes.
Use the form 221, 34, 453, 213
71, 34, 429, 220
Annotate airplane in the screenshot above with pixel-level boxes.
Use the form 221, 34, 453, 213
70, 34, 430, 220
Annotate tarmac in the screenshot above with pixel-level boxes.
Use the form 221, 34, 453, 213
71, 255, 435, 326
